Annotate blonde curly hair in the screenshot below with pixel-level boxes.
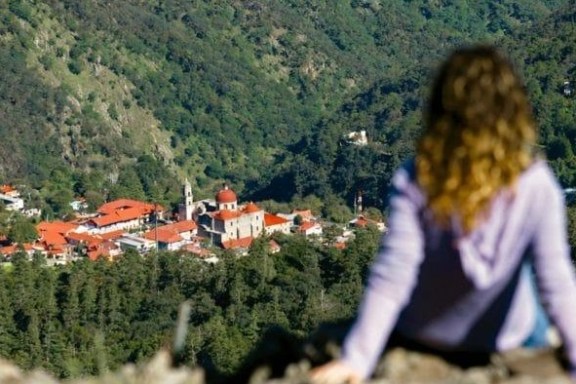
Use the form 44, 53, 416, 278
416, 46, 537, 233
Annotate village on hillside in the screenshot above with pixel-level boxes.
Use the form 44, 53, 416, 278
0, 181, 387, 265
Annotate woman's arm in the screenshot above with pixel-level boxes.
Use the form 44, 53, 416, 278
340, 166, 426, 380
530, 170, 576, 373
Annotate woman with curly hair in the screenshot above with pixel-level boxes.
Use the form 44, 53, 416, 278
311, 46, 576, 383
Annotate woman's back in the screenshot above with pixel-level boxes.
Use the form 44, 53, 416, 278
392, 159, 563, 351
310, 46, 576, 383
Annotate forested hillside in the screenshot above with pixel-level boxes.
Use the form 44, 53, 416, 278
505, 7, 576, 185
0, 0, 573, 216
0, 229, 380, 380
250, 3, 576, 209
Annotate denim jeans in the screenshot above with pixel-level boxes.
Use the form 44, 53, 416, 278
522, 263, 551, 348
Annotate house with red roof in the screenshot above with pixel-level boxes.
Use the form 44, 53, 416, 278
143, 220, 197, 251
45, 227, 122, 262
297, 221, 323, 237
0, 243, 40, 260
268, 239, 281, 254
86, 241, 121, 261
181, 242, 215, 259
36, 220, 79, 261
348, 215, 387, 232
0, 185, 24, 211
85, 199, 164, 234
221, 236, 254, 250
264, 213, 291, 235
0, 184, 19, 197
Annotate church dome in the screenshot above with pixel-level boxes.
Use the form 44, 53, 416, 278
243, 202, 260, 213
216, 185, 237, 204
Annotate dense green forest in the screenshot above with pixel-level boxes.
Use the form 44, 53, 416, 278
0, 229, 380, 380
0, 0, 575, 215
251, 4, 576, 208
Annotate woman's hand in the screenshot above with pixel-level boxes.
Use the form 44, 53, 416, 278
309, 360, 362, 384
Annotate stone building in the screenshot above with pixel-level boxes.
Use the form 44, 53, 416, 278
196, 185, 265, 249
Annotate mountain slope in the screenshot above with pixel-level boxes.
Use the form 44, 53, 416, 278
0, 0, 571, 212
250, 2, 576, 210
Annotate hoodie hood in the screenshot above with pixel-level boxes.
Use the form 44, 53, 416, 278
454, 163, 549, 289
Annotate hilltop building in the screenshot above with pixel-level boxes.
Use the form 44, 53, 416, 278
143, 220, 198, 251
343, 130, 368, 146
0, 184, 24, 212
297, 221, 323, 237
196, 185, 265, 248
349, 214, 387, 232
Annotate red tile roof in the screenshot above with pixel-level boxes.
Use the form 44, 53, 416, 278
264, 213, 290, 227
215, 186, 237, 204
88, 250, 105, 261
0, 245, 16, 255
298, 222, 319, 233
66, 232, 103, 246
213, 209, 242, 221
142, 220, 198, 244
42, 232, 68, 246
87, 241, 119, 261
222, 236, 253, 249
37, 221, 78, 248
0, 184, 15, 194
98, 199, 162, 215
143, 228, 183, 244
0, 243, 34, 255
243, 202, 261, 213
91, 199, 164, 228
162, 220, 197, 233
354, 216, 370, 227
99, 230, 126, 241
37, 221, 78, 235
90, 207, 144, 227
334, 242, 347, 250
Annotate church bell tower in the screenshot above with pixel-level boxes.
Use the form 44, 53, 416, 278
179, 178, 193, 221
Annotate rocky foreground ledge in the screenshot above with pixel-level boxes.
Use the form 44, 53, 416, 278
0, 323, 572, 384
0, 346, 572, 384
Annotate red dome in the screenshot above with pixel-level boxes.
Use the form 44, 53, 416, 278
216, 186, 237, 204
243, 202, 260, 213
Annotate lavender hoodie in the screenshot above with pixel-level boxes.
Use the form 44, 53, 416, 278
342, 159, 576, 379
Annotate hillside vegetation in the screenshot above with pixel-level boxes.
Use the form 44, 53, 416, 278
0, 230, 380, 380
0, 0, 574, 216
